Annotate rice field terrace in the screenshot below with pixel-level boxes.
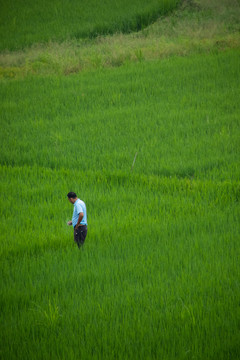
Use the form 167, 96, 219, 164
0, 0, 240, 359
0, 0, 180, 51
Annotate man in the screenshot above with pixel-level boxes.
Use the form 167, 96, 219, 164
67, 192, 88, 249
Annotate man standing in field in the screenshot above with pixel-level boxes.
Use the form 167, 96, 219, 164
67, 192, 88, 249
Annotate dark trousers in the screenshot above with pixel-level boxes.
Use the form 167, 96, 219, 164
74, 225, 87, 248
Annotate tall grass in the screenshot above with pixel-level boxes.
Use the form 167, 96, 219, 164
0, 0, 180, 51
0, 50, 240, 359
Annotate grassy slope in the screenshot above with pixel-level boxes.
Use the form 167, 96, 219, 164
0, 0, 240, 78
0, 0, 179, 51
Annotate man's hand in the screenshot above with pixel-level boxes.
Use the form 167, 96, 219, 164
67, 221, 72, 226
75, 224, 79, 229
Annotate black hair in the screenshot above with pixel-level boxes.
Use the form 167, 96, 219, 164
67, 192, 77, 199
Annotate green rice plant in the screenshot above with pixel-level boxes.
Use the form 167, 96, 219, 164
31, 299, 62, 331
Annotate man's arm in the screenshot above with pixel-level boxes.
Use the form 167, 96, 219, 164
75, 212, 84, 229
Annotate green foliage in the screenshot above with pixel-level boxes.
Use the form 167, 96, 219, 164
0, 50, 239, 359
0, 0, 180, 51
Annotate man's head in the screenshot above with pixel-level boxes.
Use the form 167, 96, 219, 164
67, 192, 78, 204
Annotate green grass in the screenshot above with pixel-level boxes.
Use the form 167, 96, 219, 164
1, 49, 240, 359
0, 0, 179, 51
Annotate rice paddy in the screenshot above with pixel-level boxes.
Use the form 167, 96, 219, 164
0, 1, 240, 359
